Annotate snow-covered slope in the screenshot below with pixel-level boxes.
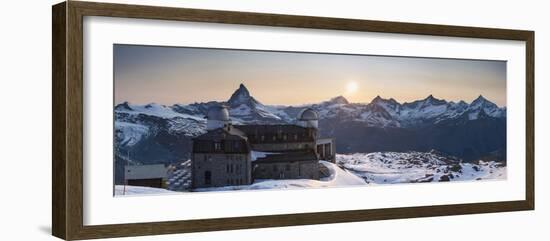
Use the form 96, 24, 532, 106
337, 152, 506, 184
222, 152, 505, 191
194, 161, 366, 192
130, 150, 506, 194
114, 102, 207, 149
115, 185, 177, 196
116, 102, 204, 120
115, 122, 149, 146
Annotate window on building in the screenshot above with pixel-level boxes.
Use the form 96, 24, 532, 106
261, 135, 265, 141
285, 164, 290, 171
226, 163, 229, 173
272, 135, 277, 141
283, 134, 287, 141
273, 165, 278, 172
214, 142, 221, 151
204, 171, 211, 185
230, 164, 234, 173
294, 134, 298, 140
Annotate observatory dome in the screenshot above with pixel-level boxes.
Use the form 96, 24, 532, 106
206, 105, 230, 121
298, 108, 319, 121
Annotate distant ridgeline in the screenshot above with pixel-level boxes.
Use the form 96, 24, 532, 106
114, 84, 506, 184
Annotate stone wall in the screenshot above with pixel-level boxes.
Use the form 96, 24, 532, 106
252, 160, 319, 180
192, 153, 251, 188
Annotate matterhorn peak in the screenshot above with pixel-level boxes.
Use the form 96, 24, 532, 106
236, 83, 250, 96
227, 83, 261, 107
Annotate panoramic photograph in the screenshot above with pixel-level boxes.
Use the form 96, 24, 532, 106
113, 44, 507, 196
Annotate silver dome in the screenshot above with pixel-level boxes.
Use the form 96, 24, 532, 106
206, 105, 230, 121
298, 108, 319, 121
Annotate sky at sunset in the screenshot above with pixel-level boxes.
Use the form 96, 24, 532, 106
114, 44, 507, 107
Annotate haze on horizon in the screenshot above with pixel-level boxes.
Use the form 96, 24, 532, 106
114, 44, 507, 107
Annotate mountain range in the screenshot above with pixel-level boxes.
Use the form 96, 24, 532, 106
114, 84, 506, 184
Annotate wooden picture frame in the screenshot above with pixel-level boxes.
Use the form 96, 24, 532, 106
52, 1, 534, 240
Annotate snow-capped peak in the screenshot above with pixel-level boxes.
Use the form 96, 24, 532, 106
231, 83, 251, 99
372, 95, 382, 102
469, 95, 499, 111
223, 83, 285, 122
422, 94, 447, 106
470, 95, 495, 108
465, 95, 504, 119
368, 95, 401, 116
473, 94, 487, 102
144, 103, 166, 109
371, 95, 399, 105
327, 95, 349, 105
227, 83, 262, 107
115, 87, 506, 131
115, 101, 204, 121
115, 101, 133, 111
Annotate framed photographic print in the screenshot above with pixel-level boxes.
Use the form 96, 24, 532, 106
52, 1, 534, 240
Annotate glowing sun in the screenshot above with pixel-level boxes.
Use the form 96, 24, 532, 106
346, 81, 359, 94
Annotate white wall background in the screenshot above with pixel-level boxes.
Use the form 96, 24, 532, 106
0, 0, 547, 240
